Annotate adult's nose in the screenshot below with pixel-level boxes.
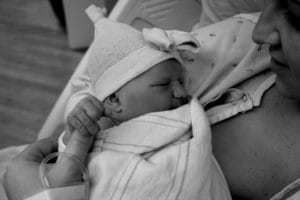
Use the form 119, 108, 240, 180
252, 4, 281, 46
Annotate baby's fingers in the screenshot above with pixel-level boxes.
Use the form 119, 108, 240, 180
77, 110, 99, 136
86, 96, 105, 118
67, 114, 89, 136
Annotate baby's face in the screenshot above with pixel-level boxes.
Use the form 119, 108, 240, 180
115, 59, 189, 121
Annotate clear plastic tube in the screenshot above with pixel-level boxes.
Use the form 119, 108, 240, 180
39, 152, 89, 199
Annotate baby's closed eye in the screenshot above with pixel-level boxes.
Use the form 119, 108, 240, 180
151, 82, 170, 87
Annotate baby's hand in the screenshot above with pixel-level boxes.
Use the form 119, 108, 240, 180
65, 95, 104, 140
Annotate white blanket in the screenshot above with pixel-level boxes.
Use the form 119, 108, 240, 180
69, 99, 231, 200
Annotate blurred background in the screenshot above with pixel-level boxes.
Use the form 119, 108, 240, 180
0, 0, 198, 148
0, 0, 84, 148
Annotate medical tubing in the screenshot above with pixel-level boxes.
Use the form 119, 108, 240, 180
39, 152, 90, 199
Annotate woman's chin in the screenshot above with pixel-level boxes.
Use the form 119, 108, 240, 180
275, 79, 300, 100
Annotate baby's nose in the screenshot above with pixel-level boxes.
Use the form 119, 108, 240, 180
172, 81, 188, 99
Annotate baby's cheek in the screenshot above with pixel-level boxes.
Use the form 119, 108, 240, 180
152, 95, 171, 110
162, 94, 174, 109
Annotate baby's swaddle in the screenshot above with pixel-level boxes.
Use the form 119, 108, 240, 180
59, 99, 231, 200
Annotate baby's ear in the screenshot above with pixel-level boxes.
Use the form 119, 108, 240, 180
103, 93, 122, 116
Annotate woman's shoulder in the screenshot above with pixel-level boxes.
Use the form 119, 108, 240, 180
212, 86, 300, 199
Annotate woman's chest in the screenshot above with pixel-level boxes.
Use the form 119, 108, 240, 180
211, 87, 300, 200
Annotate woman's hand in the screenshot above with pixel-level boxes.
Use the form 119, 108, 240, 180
3, 130, 95, 200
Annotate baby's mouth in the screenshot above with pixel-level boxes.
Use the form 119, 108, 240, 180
171, 96, 191, 109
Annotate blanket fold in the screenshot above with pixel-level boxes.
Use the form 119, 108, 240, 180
86, 99, 231, 200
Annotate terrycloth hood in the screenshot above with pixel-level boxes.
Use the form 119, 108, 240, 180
87, 98, 232, 200
85, 5, 200, 101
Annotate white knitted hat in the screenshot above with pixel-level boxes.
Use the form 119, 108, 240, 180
85, 5, 174, 101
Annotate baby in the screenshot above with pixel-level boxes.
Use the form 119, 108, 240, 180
63, 5, 198, 141
59, 5, 232, 200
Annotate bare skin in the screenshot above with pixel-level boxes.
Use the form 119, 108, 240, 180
4, 130, 99, 200
212, 86, 300, 200
212, 0, 300, 199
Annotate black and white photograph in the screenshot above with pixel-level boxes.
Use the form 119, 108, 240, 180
0, 0, 299, 199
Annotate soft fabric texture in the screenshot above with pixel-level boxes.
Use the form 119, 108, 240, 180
188, 13, 270, 104
24, 185, 86, 200
86, 5, 172, 101
0, 5, 299, 199
85, 5, 200, 101
142, 28, 200, 64
0, 10, 299, 200
193, 0, 271, 29
59, 9, 299, 200
60, 99, 232, 200
59, 13, 276, 200
64, 13, 270, 119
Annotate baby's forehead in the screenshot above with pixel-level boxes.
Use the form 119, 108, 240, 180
114, 58, 183, 95
144, 59, 183, 78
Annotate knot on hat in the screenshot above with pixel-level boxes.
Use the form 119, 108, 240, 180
85, 4, 107, 23
142, 28, 201, 63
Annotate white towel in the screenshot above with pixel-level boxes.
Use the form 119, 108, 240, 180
65, 99, 231, 200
